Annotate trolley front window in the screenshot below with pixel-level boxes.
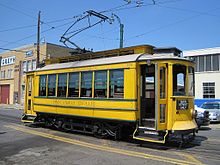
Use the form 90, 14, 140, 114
173, 64, 186, 96
39, 75, 46, 96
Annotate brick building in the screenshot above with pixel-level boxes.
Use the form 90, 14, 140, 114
0, 43, 73, 105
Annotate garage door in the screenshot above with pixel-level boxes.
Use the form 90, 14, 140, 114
0, 85, 10, 104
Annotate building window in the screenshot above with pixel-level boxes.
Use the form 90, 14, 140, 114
193, 54, 220, 72
39, 75, 47, 96
57, 73, 67, 97
32, 60, 36, 70
7, 69, 13, 79
81, 72, 92, 97
194, 56, 199, 72
109, 69, 124, 98
206, 55, 211, 71
213, 55, 219, 71
27, 60, 32, 71
25, 50, 33, 57
0, 70, 6, 79
48, 74, 56, 96
94, 71, 107, 98
203, 82, 215, 98
68, 72, 79, 97
199, 56, 204, 72
23, 61, 27, 72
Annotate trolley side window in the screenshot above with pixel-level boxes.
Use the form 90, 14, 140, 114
81, 72, 92, 97
48, 74, 56, 96
173, 64, 186, 96
57, 73, 67, 97
109, 69, 124, 98
94, 70, 107, 98
68, 72, 79, 97
39, 75, 46, 96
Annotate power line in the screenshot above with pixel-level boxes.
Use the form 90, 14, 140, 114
0, 16, 78, 34
44, 17, 76, 24
0, 2, 37, 20
0, 47, 26, 53
0, 24, 37, 33
125, 6, 219, 41
0, 0, 186, 50
0, 2, 55, 30
156, 4, 220, 19
0, 19, 78, 48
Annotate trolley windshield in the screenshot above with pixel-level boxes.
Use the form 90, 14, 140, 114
173, 64, 194, 96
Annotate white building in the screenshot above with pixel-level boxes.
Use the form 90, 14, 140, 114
183, 47, 220, 106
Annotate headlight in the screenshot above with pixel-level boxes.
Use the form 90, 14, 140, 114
191, 109, 196, 119
197, 112, 203, 117
176, 100, 188, 110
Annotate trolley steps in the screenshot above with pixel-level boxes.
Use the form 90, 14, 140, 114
133, 126, 168, 144
21, 114, 36, 123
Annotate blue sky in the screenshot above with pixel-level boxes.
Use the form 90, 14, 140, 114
0, 0, 220, 53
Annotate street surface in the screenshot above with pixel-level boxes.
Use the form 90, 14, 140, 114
0, 107, 220, 165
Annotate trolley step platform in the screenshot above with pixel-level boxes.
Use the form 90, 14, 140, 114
133, 126, 168, 143
21, 114, 36, 123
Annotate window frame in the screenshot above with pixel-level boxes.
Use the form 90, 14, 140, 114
109, 69, 124, 99
57, 73, 67, 97
39, 75, 47, 96
80, 71, 93, 98
203, 82, 215, 98
68, 72, 80, 97
47, 74, 57, 97
94, 70, 107, 98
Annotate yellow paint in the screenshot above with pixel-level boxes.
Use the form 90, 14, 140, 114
133, 128, 168, 144
6, 125, 199, 165
172, 120, 197, 130
175, 152, 204, 165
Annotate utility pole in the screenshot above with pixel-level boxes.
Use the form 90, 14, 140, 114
36, 11, 41, 68
113, 14, 124, 48
119, 24, 124, 48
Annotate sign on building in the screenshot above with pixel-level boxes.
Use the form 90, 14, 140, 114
1, 56, 16, 66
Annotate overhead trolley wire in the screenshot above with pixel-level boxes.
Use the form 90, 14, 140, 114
0, 18, 79, 48
0, 24, 37, 33
0, 2, 37, 20
125, 5, 220, 41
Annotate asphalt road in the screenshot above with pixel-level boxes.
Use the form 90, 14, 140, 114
0, 108, 220, 165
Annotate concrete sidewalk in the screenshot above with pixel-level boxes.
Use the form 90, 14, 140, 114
0, 104, 24, 110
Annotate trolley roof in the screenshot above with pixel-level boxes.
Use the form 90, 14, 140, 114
36, 53, 190, 72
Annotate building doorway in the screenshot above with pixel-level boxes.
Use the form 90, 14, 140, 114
0, 85, 10, 104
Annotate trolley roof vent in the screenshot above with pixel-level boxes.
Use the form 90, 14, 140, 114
153, 47, 182, 57
45, 45, 154, 65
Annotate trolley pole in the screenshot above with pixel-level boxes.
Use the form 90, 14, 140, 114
36, 11, 41, 68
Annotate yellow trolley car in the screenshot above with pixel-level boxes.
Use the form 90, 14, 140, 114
22, 45, 197, 143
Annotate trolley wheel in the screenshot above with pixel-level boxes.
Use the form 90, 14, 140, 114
93, 123, 108, 139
